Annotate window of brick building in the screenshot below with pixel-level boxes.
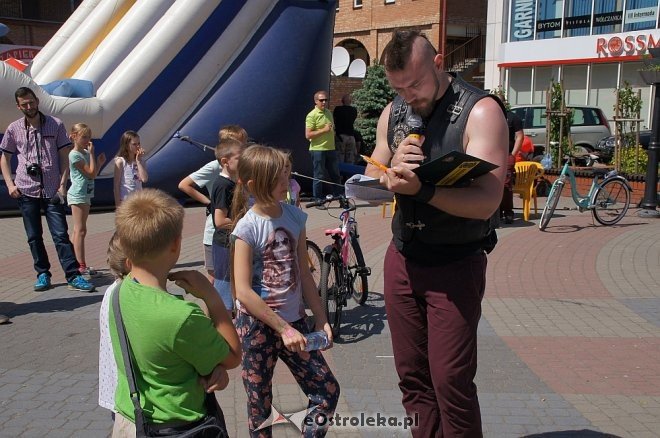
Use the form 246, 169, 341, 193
1, 0, 77, 22
354, 0, 363, 8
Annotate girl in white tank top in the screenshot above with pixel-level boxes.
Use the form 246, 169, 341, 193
113, 130, 148, 206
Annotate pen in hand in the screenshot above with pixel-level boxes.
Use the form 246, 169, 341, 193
361, 154, 389, 172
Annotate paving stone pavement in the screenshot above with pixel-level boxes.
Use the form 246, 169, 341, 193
1, 196, 659, 437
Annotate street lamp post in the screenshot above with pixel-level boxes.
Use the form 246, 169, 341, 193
638, 49, 660, 218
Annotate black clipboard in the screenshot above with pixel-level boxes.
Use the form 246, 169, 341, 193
413, 150, 498, 187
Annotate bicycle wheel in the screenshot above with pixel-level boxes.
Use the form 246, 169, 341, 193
320, 250, 342, 337
539, 180, 564, 231
347, 232, 369, 305
306, 239, 323, 291
592, 178, 630, 226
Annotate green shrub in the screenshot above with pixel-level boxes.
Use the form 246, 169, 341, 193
549, 81, 574, 164
352, 64, 396, 156
613, 81, 646, 175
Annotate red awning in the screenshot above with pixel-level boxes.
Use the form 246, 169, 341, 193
4, 57, 28, 72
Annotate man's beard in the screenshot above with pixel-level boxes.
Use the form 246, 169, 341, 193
412, 100, 434, 118
21, 108, 39, 119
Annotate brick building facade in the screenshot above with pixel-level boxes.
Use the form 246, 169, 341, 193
333, 0, 486, 65
329, 0, 487, 107
0, 0, 79, 46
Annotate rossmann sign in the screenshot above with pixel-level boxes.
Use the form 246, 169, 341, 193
596, 33, 660, 57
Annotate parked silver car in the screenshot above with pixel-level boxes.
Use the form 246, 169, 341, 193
510, 105, 612, 158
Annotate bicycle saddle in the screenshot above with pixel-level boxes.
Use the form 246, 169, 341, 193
324, 227, 346, 238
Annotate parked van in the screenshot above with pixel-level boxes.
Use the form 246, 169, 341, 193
509, 105, 611, 159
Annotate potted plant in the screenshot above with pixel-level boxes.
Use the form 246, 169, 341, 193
639, 47, 660, 85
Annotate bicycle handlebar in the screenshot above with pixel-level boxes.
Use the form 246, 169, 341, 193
304, 199, 325, 208
304, 194, 356, 212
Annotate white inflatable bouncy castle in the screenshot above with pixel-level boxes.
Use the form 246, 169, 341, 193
0, 0, 336, 209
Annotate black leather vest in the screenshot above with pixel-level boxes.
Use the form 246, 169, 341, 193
387, 74, 503, 265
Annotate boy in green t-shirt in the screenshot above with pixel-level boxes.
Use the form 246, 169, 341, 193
109, 189, 241, 437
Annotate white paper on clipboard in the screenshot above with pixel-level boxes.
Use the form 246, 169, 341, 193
344, 174, 394, 203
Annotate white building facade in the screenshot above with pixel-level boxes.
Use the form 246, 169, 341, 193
486, 0, 660, 128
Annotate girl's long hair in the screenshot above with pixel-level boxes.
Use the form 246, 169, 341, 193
230, 145, 288, 304
107, 231, 129, 280
230, 144, 288, 228
117, 130, 139, 161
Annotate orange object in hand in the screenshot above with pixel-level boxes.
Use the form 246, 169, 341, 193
361, 155, 389, 172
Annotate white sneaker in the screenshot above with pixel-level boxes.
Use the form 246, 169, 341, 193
79, 266, 97, 279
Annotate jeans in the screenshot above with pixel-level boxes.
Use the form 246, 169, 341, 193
337, 134, 357, 164
212, 243, 233, 311
384, 242, 485, 437
310, 150, 342, 199
17, 195, 79, 281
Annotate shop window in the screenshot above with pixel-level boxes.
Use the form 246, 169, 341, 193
563, 64, 588, 105
509, 67, 533, 104
536, 0, 564, 40
563, 0, 592, 37
589, 64, 618, 122
593, 0, 624, 35
534, 66, 560, 104
624, 0, 659, 32
621, 61, 652, 128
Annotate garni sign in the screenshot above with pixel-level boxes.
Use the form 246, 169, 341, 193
596, 33, 660, 57
511, 0, 534, 41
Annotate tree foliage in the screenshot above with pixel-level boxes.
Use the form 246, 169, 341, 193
352, 64, 396, 155
549, 81, 574, 165
614, 81, 646, 174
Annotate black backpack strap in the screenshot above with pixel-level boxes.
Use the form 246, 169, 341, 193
387, 95, 408, 148
112, 289, 149, 437
447, 87, 470, 123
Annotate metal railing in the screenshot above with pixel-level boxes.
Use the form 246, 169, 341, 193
444, 34, 485, 73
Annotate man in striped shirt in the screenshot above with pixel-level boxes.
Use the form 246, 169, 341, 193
0, 87, 95, 293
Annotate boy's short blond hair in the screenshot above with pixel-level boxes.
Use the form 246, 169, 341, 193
115, 189, 184, 263
218, 125, 248, 144
215, 138, 244, 162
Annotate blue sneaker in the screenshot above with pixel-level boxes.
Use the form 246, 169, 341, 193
68, 275, 95, 292
34, 273, 51, 291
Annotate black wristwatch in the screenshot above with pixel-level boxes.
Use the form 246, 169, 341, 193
413, 182, 435, 203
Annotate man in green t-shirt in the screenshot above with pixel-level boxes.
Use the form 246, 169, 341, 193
305, 90, 341, 199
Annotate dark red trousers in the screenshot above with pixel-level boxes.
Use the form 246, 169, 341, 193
384, 242, 486, 438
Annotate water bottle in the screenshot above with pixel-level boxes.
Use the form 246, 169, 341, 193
541, 153, 552, 170
304, 331, 330, 351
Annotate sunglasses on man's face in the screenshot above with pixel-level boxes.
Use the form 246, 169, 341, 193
317, 98, 328, 102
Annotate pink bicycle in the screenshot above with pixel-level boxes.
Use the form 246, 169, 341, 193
305, 195, 370, 337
